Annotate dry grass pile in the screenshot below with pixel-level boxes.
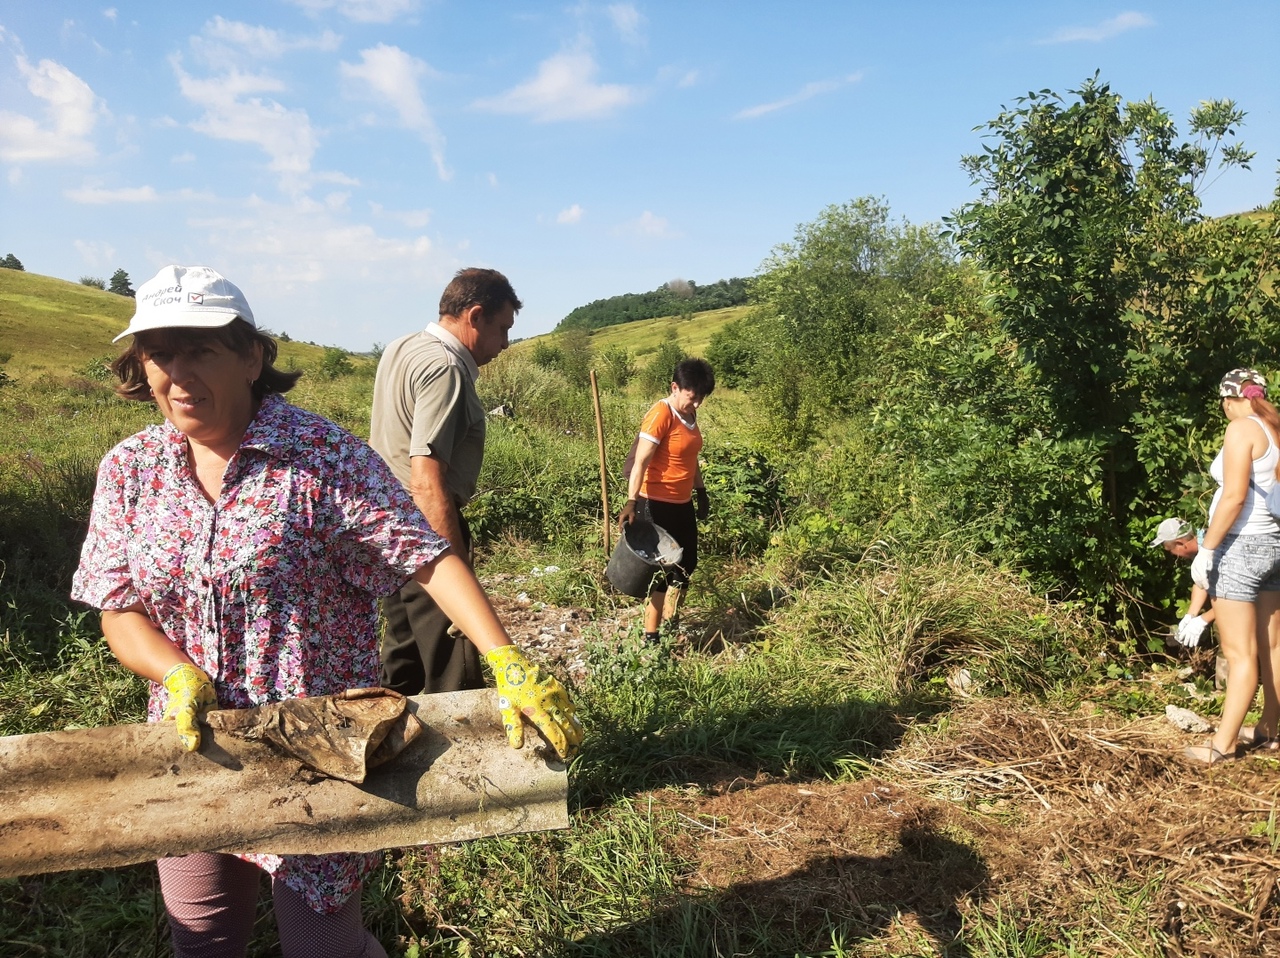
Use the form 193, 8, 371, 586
884, 701, 1280, 956
627, 698, 1280, 956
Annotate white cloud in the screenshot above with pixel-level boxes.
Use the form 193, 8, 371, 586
103, 8, 118, 22
284, 0, 419, 24
194, 201, 437, 270
617, 210, 675, 239
608, 4, 645, 46
557, 203, 584, 224
370, 201, 431, 228
74, 238, 117, 269
473, 51, 638, 122
196, 16, 341, 62
1038, 11, 1155, 44
735, 72, 863, 120
677, 70, 699, 88
341, 44, 448, 180
173, 57, 318, 177
0, 54, 103, 163
65, 184, 158, 203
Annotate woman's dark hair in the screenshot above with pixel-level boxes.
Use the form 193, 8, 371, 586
672, 358, 715, 397
111, 318, 301, 402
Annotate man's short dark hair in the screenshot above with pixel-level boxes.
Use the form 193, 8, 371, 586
439, 268, 522, 319
673, 358, 715, 397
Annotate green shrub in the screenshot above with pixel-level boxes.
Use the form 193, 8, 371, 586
700, 441, 788, 557
316, 347, 354, 380
636, 341, 687, 396
597, 344, 635, 390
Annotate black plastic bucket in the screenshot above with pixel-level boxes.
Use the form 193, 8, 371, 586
605, 520, 684, 598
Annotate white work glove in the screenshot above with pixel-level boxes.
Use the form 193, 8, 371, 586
1176, 614, 1209, 648
1190, 548, 1214, 591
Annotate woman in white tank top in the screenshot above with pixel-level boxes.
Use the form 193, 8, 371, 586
1186, 368, 1280, 763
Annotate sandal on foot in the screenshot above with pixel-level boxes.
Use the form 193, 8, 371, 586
1238, 727, 1276, 751
1184, 742, 1236, 765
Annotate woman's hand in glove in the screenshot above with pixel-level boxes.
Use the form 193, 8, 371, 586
695, 487, 709, 521
617, 498, 637, 530
161, 663, 217, 751
484, 645, 584, 760
1177, 614, 1209, 648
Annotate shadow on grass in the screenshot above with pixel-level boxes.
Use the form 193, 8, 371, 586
571, 688, 933, 810
564, 816, 989, 957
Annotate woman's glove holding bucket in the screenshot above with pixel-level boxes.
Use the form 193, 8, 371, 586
484, 645, 584, 760
617, 498, 637, 529
694, 487, 709, 521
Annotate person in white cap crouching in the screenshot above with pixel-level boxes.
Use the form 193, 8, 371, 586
1150, 516, 1216, 647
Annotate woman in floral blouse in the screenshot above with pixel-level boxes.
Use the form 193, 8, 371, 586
72, 265, 581, 958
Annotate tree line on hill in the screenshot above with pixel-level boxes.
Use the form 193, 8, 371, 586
556, 277, 750, 331
0, 254, 137, 297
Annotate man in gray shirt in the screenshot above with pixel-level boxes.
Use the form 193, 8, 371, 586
370, 268, 520, 694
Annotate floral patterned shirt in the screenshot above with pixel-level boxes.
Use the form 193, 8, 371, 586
72, 393, 449, 913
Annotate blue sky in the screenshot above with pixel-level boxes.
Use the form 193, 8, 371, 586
1, 2, 1276, 352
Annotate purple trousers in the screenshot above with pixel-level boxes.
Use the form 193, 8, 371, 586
157, 852, 387, 958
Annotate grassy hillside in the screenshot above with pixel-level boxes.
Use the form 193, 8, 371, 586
0, 269, 368, 381
0, 269, 133, 378
515, 304, 750, 360
0, 269, 375, 465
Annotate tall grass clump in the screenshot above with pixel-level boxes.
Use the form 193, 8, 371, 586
780, 540, 1105, 701
392, 800, 681, 955
573, 626, 898, 806
479, 350, 595, 434
0, 611, 146, 736
0, 453, 102, 649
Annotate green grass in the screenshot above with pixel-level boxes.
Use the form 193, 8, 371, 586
0, 267, 372, 391
513, 305, 748, 361
2, 268, 1239, 958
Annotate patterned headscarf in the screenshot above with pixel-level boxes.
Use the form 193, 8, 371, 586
1220, 368, 1267, 400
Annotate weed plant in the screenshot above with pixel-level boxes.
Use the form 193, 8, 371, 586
777, 540, 1105, 701
573, 625, 900, 806
0, 612, 146, 736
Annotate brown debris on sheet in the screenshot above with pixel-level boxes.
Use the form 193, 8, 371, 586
207, 687, 425, 783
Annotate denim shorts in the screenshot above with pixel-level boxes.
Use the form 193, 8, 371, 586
1210, 532, 1280, 601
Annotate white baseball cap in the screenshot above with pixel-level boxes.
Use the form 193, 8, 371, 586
1149, 517, 1193, 548
113, 265, 255, 342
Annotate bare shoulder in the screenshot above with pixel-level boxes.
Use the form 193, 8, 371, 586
1224, 415, 1269, 449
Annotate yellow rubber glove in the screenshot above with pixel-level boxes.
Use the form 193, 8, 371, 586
484, 645, 584, 761
161, 663, 217, 752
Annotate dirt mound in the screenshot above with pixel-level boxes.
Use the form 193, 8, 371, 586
643, 700, 1280, 956
485, 592, 632, 686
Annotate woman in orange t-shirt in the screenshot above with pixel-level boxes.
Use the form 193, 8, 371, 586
618, 359, 716, 642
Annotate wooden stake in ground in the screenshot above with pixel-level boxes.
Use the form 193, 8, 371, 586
590, 369, 611, 556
